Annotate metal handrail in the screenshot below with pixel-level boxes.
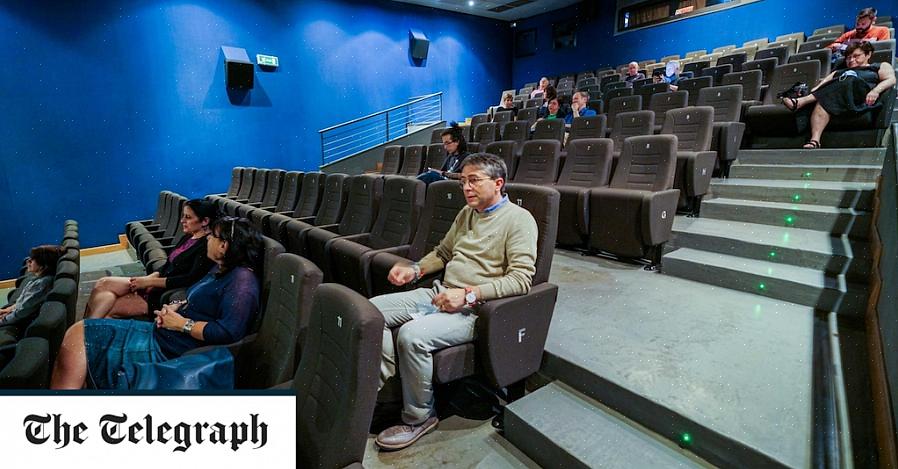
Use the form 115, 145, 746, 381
318, 92, 443, 166
318, 92, 443, 133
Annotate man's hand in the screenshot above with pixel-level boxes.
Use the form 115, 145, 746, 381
432, 288, 466, 312
388, 264, 417, 286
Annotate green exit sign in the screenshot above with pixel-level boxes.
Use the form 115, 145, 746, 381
256, 54, 279, 68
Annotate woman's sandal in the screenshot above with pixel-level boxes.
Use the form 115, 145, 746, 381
803, 140, 820, 149
782, 96, 800, 112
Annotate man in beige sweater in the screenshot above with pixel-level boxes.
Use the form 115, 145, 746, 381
373, 153, 538, 451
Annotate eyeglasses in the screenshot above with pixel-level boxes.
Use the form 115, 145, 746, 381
442, 140, 457, 147
459, 176, 495, 188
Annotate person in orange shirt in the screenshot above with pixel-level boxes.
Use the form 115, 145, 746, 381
828, 7, 890, 51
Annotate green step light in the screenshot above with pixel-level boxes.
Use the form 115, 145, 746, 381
681, 433, 693, 445
758, 283, 767, 291
792, 194, 801, 202
784, 215, 795, 225
803, 171, 813, 178
768, 251, 777, 258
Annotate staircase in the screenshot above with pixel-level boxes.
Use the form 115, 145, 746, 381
664, 147, 882, 315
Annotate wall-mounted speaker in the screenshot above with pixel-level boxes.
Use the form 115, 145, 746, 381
409, 30, 430, 61
222, 46, 254, 89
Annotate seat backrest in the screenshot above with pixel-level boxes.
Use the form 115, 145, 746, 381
610, 134, 677, 191
682, 60, 711, 76
398, 145, 425, 176
516, 107, 539, 126
294, 283, 383, 469
600, 74, 621, 87
610, 110, 655, 153
493, 110, 514, 124
776, 32, 805, 44
721, 69, 763, 101
24, 301, 66, 370
235, 167, 257, 200
765, 60, 821, 105
742, 57, 778, 85
381, 146, 403, 175
0, 337, 49, 389
712, 44, 736, 54
367, 177, 425, 249
484, 141, 518, 178
46, 277, 78, 327
807, 32, 841, 42
504, 184, 560, 285
661, 106, 714, 153
607, 95, 643, 127
700, 64, 733, 85
676, 76, 713, 106
788, 49, 831, 77
697, 85, 744, 122
870, 49, 894, 66
247, 169, 269, 203
275, 171, 304, 213
313, 173, 349, 226
473, 122, 499, 144
406, 180, 466, 260
798, 38, 835, 53
603, 81, 627, 93
502, 121, 529, 143
588, 98, 604, 114
532, 119, 565, 146
569, 115, 608, 142
604, 87, 634, 102
338, 174, 381, 235
163, 196, 187, 238
294, 172, 326, 218
872, 39, 895, 51
259, 169, 286, 207
632, 77, 653, 89
743, 37, 769, 50
238, 253, 322, 389
556, 138, 613, 188
258, 235, 286, 319
813, 24, 845, 36
514, 141, 561, 184
151, 191, 168, 224
649, 91, 688, 129
227, 167, 244, 197
754, 45, 788, 65
425, 143, 447, 170
636, 82, 669, 104
716, 52, 748, 72
430, 127, 445, 144
470, 113, 489, 128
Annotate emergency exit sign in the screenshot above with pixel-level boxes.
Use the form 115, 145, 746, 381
256, 54, 279, 68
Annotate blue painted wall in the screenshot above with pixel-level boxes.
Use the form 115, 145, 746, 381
512, 0, 874, 87
0, 0, 511, 278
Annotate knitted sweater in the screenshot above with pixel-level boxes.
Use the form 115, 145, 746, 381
418, 199, 538, 301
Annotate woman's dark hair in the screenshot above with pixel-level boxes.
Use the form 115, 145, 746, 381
30, 245, 64, 276
441, 124, 468, 154
544, 85, 557, 102
845, 41, 875, 58
184, 199, 220, 229
209, 217, 263, 277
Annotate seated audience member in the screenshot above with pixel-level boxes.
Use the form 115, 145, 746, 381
51, 217, 263, 390
0, 245, 63, 346
495, 92, 519, 118
84, 199, 218, 319
530, 77, 550, 99
372, 154, 537, 451
782, 42, 896, 149
565, 91, 597, 124
624, 61, 645, 87
417, 124, 470, 185
829, 8, 891, 52
536, 85, 558, 118
655, 60, 681, 90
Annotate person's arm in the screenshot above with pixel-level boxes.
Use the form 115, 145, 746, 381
868, 63, 897, 106
873, 27, 890, 41
416, 209, 465, 276
0, 277, 51, 326
827, 31, 851, 49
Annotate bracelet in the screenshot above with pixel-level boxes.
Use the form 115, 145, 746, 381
181, 319, 196, 334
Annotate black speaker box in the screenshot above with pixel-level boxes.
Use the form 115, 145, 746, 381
409, 30, 430, 61
222, 46, 254, 89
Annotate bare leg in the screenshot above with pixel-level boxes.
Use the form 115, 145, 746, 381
84, 277, 133, 318
782, 94, 817, 111
806, 104, 831, 147
51, 321, 87, 390
106, 294, 149, 319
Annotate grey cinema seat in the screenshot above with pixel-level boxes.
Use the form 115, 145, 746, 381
280, 173, 351, 255
398, 145, 426, 177
588, 134, 680, 268
743, 60, 822, 145
381, 146, 403, 175
649, 90, 688, 132
266, 172, 328, 240
661, 106, 717, 214
676, 76, 712, 106
697, 85, 746, 178
553, 138, 614, 247
0, 337, 50, 389
531, 119, 565, 147
249, 170, 303, 237
512, 141, 561, 184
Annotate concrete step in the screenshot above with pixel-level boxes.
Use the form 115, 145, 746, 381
709, 178, 876, 210
505, 382, 709, 469
735, 148, 885, 166
701, 197, 872, 239
728, 164, 881, 182
670, 217, 871, 280
662, 247, 867, 315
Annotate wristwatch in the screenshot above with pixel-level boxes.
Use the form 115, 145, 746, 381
411, 263, 422, 281
464, 287, 478, 307
182, 319, 196, 334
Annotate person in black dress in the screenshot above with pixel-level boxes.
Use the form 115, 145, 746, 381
782, 42, 896, 149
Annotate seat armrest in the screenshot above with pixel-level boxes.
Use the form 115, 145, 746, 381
474, 283, 558, 389
259, 205, 277, 212
0, 337, 49, 389
183, 333, 258, 359
338, 233, 371, 244
874, 86, 897, 128
247, 202, 262, 208
711, 122, 746, 163
159, 288, 188, 305
640, 189, 680, 246
296, 215, 316, 222
315, 223, 341, 233
677, 151, 717, 197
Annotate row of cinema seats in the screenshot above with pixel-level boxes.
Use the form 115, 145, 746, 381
1, 220, 80, 389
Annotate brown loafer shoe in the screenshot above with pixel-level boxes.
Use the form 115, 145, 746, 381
375, 416, 439, 451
